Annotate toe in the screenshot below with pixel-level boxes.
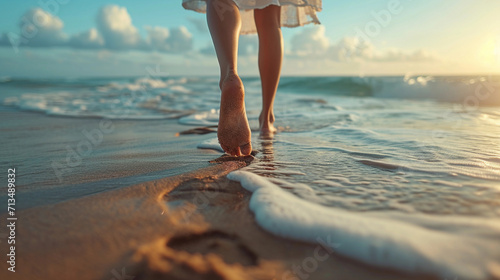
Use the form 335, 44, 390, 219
239, 142, 252, 156
222, 143, 241, 156
229, 146, 242, 156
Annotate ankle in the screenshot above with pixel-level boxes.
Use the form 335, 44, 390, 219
259, 111, 275, 124
219, 68, 238, 90
222, 72, 243, 91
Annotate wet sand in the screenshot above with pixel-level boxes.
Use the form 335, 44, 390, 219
0, 163, 432, 280
0, 110, 219, 210
0, 110, 434, 280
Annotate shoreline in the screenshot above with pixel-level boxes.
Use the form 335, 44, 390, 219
0, 159, 430, 280
0, 110, 220, 211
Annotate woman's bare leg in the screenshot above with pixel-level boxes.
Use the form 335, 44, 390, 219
254, 5, 283, 136
207, 0, 252, 156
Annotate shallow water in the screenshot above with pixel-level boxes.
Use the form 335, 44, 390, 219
2, 75, 500, 278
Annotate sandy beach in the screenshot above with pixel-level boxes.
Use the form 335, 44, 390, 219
0, 110, 220, 210
0, 111, 436, 280
0, 157, 429, 280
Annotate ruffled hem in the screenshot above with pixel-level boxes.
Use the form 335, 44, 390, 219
182, 0, 322, 34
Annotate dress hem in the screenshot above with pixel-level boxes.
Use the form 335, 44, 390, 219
182, 1, 322, 14
182, 0, 322, 35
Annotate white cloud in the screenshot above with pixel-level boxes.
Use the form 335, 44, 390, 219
0, 5, 436, 63
0, 5, 194, 53
164, 26, 193, 53
145, 25, 193, 53
328, 37, 375, 61
145, 26, 170, 51
96, 5, 143, 50
328, 39, 438, 62
68, 28, 104, 49
19, 8, 67, 47
289, 26, 438, 62
291, 25, 330, 56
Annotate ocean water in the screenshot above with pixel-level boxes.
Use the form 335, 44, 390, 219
2, 75, 500, 279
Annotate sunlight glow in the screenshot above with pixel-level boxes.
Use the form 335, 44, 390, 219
479, 37, 500, 66
495, 37, 500, 64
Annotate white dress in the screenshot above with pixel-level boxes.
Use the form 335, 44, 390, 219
182, 0, 322, 34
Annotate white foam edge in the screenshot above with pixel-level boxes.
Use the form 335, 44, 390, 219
227, 170, 500, 280
197, 137, 224, 153
179, 111, 219, 126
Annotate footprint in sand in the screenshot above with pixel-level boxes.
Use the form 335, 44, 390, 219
167, 230, 258, 267
130, 230, 279, 280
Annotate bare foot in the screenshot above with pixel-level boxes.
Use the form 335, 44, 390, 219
259, 111, 277, 138
217, 73, 252, 156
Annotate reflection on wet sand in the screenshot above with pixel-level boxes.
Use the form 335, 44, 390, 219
259, 138, 275, 163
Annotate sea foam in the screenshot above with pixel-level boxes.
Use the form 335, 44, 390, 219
227, 170, 500, 279
179, 110, 219, 126
197, 137, 224, 153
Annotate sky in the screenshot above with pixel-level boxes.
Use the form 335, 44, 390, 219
0, 0, 499, 78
